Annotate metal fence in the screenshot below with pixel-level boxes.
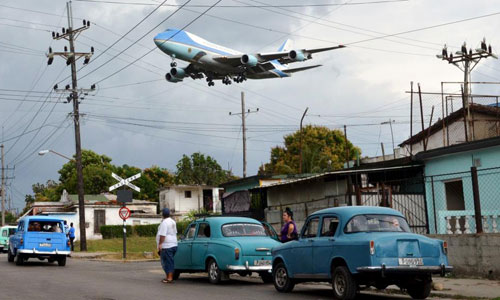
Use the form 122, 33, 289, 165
426, 166, 500, 234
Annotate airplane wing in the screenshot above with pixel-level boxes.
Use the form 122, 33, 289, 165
212, 45, 345, 67
282, 64, 322, 73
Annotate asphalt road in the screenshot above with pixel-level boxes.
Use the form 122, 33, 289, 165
0, 254, 426, 300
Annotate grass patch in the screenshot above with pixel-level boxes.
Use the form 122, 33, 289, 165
74, 236, 158, 258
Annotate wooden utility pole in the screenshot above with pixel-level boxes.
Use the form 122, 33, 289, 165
418, 84, 427, 151
47, 1, 95, 251
229, 92, 258, 178
299, 107, 308, 174
410, 82, 413, 156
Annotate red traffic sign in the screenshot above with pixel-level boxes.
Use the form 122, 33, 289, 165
119, 206, 131, 220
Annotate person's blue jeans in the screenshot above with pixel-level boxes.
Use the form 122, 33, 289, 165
160, 247, 177, 275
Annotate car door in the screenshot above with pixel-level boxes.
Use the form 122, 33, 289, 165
11, 222, 23, 251
290, 216, 319, 277
175, 223, 196, 269
191, 222, 210, 269
313, 215, 340, 277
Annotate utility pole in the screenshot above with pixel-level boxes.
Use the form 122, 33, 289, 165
437, 39, 497, 141
1, 144, 5, 226
299, 107, 309, 174
47, 1, 95, 251
229, 92, 258, 178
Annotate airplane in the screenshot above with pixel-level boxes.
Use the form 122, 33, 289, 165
153, 28, 345, 87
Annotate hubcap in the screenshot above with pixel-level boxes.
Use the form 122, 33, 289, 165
209, 262, 218, 280
334, 273, 346, 296
275, 267, 288, 288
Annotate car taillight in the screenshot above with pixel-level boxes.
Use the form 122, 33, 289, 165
442, 241, 448, 255
369, 240, 375, 255
20, 238, 23, 246
67, 240, 71, 246
235, 248, 240, 260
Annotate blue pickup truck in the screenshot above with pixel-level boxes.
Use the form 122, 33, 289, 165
8, 216, 71, 266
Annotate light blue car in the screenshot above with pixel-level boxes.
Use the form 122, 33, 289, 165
8, 216, 70, 266
174, 216, 280, 284
272, 206, 452, 300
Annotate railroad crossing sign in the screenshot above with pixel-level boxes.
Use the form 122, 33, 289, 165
119, 206, 131, 220
109, 172, 141, 192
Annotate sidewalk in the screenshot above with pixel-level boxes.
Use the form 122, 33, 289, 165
381, 277, 500, 299
70, 251, 159, 262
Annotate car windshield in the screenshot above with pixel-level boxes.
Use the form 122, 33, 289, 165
345, 214, 411, 233
222, 223, 267, 237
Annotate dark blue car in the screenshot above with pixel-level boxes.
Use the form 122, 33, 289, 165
8, 216, 71, 266
272, 206, 452, 299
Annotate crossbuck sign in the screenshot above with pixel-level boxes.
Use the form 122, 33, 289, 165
109, 172, 141, 192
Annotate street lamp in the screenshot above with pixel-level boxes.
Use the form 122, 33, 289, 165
38, 149, 72, 161
381, 119, 396, 159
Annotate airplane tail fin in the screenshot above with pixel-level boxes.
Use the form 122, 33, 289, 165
277, 39, 293, 52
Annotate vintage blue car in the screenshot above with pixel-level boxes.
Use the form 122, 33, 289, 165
8, 216, 71, 266
272, 206, 452, 299
174, 216, 280, 284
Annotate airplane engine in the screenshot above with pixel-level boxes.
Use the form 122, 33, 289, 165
165, 73, 183, 83
170, 67, 186, 78
241, 54, 258, 67
288, 50, 305, 61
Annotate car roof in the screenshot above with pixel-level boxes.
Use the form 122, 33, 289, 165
1, 225, 17, 229
194, 216, 262, 226
20, 216, 65, 222
310, 206, 404, 219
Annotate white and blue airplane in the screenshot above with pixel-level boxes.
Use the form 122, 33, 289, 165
154, 28, 345, 86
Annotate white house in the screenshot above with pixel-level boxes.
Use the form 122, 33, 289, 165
159, 185, 222, 217
23, 191, 161, 240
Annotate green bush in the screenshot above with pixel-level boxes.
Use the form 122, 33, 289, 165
176, 219, 191, 236
100, 225, 133, 239
135, 224, 158, 237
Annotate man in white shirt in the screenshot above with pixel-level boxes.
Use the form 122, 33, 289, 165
156, 208, 178, 283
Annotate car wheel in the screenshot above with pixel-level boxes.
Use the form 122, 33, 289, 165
332, 266, 357, 300
407, 280, 432, 299
57, 256, 67, 267
260, 272, 273, 283
15, 253, 24, 266
273, 262, 295, 292
7, 248, 14, 263
173, 269, 181, 280
207, 259, 221, 284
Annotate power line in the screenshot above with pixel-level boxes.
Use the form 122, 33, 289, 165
74, 0, 409, 7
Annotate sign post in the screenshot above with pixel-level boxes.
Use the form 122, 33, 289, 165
110, 172, 140, 260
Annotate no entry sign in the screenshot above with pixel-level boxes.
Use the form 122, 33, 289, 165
119, 206, 131, 220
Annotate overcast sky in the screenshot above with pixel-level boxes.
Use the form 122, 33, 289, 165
1, 0, 500, 210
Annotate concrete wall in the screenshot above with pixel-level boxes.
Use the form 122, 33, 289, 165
428, 234, 500, 279
265, 178, 348, 232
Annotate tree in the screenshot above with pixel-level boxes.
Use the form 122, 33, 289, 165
58, 150, 115, 195
175, 152, 236, 186
32, 180, 61, 202
259, 125, 361, 175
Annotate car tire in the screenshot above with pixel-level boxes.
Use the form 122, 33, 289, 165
407, 280, 432, 299
173, 269, 181, 280
57, 256, 67, 267
273, 262, 295, 293
332, 266, 357, 300
15, 253, 24, 266
260, 272, 273, 284
207, 259, 221, 284
7, 248, 14, 263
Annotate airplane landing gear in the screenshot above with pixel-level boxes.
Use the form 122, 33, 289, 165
206, 77, 215, 86
170, 61, 177, 67
222, 77, 232, 85
234, 74, 246, 83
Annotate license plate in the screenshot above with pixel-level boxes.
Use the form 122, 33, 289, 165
39, 243, 52, 247
398, 258, 423, 266
254, 259, 271, 266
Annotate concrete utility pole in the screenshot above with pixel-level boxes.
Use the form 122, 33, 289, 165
229, 92, 258, 178
381, 119, 395, 159
47, 1, 95, 251
437, 39, 497, 141
1, 144, 5, 226
299, 107, 309, 174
